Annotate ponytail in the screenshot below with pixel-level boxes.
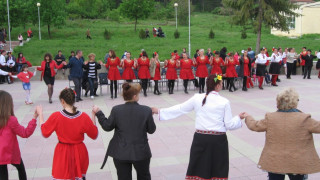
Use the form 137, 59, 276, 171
202, 74, 222, 106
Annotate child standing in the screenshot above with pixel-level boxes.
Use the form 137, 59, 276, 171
12, 64, 36, 105
0, 90, 38, 180
37, 88, 98, 180
83, 53, 102, 99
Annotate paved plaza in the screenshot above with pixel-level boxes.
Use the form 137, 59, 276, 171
1, 75, 320, 180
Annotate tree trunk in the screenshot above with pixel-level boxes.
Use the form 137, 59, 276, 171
135, 17, 138, 32
255, 0, 263, 54
48, 24, 51, 38
202, 0, 205, 12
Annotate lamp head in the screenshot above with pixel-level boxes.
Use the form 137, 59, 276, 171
37, 3, 41, 7
174, 3, 178, 7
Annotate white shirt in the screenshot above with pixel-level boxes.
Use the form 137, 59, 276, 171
6, 57, 15, 66
159, 92, 242, 132
255, 53, 272, 64
271, 53, 282, 63
316, 52, 320, 59
0, 55, 6, 66
0, 69, 8, 76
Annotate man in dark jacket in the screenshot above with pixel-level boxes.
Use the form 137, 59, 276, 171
302, 49, 316, 79
66, 50, 84, 101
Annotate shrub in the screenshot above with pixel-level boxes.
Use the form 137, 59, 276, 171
104, 29, 111, 40
108, 8, 120, 22
174, 29, 180, 39
139, 29, 146, 39
211, 7, 221, 15
241, 30, 247, 39
209, 29, 215, 39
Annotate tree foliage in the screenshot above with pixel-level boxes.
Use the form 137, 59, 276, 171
222, 0, 299, 53
120, 0, 154, 31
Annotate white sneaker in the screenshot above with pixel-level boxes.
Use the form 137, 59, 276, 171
90, 96, 94, 99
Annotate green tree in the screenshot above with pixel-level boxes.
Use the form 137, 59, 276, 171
29, 0, 67, 38
222, 0, 298, 53
120, 0, 154, 31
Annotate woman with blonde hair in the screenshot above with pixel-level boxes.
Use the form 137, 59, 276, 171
243, 88, 320, 180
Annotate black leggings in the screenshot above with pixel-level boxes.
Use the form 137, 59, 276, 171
110, 80, 118, 96
198, 78, 205, 91
228, 78, 236, 91
268, 172, 304, 180
168, 80, 175, 90
141, 79, 148, 93
0, 159, 27, 180
242, 76, 247, 89
154, 80, 159, 92
183, 80, 189, 90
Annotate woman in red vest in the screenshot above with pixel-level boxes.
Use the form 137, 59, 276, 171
195, 49, 209, 93
165, 53, 178, 94
37, 53, 66, 103
180, 53, 194, 94
105, 50, 121, 99
137, 51, 151, 97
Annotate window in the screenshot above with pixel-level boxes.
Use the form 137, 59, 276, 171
287, 16, 295, 30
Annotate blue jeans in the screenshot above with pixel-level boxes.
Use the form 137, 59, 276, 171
87, 78, 97, 96
22, 82, 31, 90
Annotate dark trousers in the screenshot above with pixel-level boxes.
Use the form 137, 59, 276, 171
287, 62, 293, 78
154, 80, 159, 92
292, 61, 297, 75
113, 158, 151, 180
303, 66, 312, 79
183, 79, 189, 90
198, 78, 205, 92
110, 80, 118, 97
86, 35, 91, 39
268, 172, 304, 180
168, 80, 175, 93
87, 77, 97, 96
72, 77, 82, 100
141, 79, 148, 94
242, 76, 247, 89
0, 159, 27, 180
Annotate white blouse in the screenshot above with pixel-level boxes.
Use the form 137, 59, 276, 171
159, 91, 242, 132
255, 53, 272, 64
271, 53, 282, 63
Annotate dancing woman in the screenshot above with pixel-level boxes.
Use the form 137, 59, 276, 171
195, 49, 209, 93
150, 52, 162, 95
121, 52, 136, 83
37, 53, 66, 103
179, 52, 194, 94
164, 53, 178, 94
225, 53, 239, 92
239, 50, 252, 91
255, 48, 272, 90
137, 51, 151, 97
105, 50, 121, 99
152, 74, 244, 180
210, 51, 224, 75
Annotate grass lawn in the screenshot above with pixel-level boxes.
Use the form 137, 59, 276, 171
9, 13, 320, 65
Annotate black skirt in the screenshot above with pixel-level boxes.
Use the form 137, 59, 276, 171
269, 62, 281, 75
186, 133, 229, 180
43, 75, 55, 85
316, 59, 320, 69
256, 64, 267, 76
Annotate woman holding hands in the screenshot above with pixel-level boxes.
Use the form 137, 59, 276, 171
152, 74, 245, 180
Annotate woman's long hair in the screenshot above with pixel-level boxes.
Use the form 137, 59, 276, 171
0, 91, 15, 128
202, 74, 222, 106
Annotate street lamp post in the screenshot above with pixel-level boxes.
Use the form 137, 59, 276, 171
37, 2, 41, 40
6, 0, 12, 51
188, 0, 191, 57
174, 3, 178, 30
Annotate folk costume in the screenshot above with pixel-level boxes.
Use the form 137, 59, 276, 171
180, 58, 194, 94
255, 53, 271, 89
122, 59, 136, 82
239, 55, 252, 91
195, 56, 209, 93
210, 57, 224, 75
225, 57, 239, 92
105, 57, 121, 98
137, 57, 151, 96
41, 110, 98, 180
269, 52, 282, 86
165, 59, 178, 94
158, 91, 242, 180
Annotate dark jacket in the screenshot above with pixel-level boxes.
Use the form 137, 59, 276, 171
96, 102, 156, 169
66, 56, 84, 78
239, 55, 252, 77
302, 54, 316, 67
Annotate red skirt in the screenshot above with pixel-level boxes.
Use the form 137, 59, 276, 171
52, 142, 89, 179
196, 65, 208, 78
152, 67, 161, 80
108, 67, 121, 80
122, 68, 136, 80
180, 69, 194, 79
138, 66, 151, 79
211, 66, 222, 75
243, 65, 250, 76
226, 67, 238, 77
166, 67, 177, 80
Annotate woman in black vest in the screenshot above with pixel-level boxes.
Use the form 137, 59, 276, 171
92, 82, 156, 180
